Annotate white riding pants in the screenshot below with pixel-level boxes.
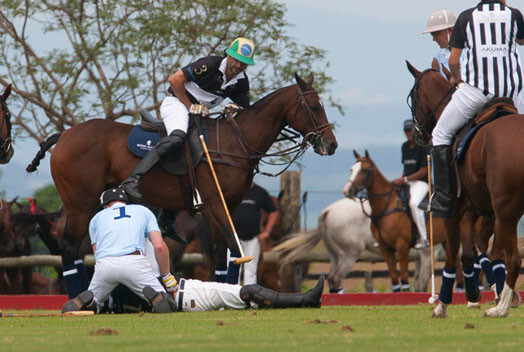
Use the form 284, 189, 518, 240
160, 96, 189, 134
432, 84, 493, 146
176, 279, 248, 312
240, 237, 261, 285
88, 254, 165, 312
408, 180, 429, 241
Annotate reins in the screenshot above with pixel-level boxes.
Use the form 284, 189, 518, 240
205, 85, 330, 177
407, 68, 455, 147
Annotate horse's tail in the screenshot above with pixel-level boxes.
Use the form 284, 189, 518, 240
26, 132, 62, 172
273, 227, 323, 266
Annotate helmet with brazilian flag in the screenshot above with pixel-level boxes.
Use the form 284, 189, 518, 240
225, 38, 255, 66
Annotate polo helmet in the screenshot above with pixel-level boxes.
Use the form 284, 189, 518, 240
422, 10, 456, 34
100, 188, 129, 206
225, 38, 255, 65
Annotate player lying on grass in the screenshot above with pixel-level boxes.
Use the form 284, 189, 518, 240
62, 188, 324, 314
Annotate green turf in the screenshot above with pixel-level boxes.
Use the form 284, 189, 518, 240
0, 305, 523, 351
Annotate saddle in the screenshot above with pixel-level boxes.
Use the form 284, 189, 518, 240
454, 98, 518, 164
127, 109, 207, 175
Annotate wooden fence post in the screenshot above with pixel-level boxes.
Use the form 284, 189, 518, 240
278, 171, 302, 293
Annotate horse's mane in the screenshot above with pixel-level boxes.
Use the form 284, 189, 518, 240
247, 86, 290, 110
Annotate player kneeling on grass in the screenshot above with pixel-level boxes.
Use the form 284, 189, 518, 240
63, 188, 324, 314
62, 188, 178, 313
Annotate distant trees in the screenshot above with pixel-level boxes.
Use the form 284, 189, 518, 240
0, 0, 341, 142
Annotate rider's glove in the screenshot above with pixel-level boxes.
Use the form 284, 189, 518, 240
223, 103, 243, 119
162, 273, 179, 293
189, 104, 209, 117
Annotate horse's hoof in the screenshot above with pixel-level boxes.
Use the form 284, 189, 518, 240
466, 288, 481, 303
511, 290, 522, 308
467, 301, 481, 309
484, 306, 509, 318
431, 303, 448, 318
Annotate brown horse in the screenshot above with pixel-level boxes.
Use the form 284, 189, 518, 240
406, 62, 524, 317
26, 74, 338, 298
343, 150, 451, 292
0, 84, 13, 164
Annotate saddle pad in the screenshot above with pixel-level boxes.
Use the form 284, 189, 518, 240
127, 125, 160, 158
456, 108, 515, 164
127, 123, 205, 175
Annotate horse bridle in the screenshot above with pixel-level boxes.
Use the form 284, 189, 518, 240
291, 85, 332, 148
0, 98, 12, 159
407, 68, 456, 146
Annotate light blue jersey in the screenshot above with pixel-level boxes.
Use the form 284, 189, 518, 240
436, 48, 451, 76
89, 203, 160, 260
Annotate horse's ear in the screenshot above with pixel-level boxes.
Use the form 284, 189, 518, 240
365, 149, 370, 159
2, 84, 12, 101
307, 72, 314, 86
353, 149, 361, 159
441, 64, 453, 81
406, 60, 421, 78
295, 73, 308, 91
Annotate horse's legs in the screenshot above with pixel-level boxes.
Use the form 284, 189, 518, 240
396, 245, 410, 292
329, 255, 358, 294
476, 216, 496, 291
378, 246, 400, 292
485, 216, 521, 317
60, 211, 92, 298
433, 215, 460, 318
459, 209, 481, 303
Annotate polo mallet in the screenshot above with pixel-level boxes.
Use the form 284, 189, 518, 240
199, 135, 254, 264
427, 154, 439, 304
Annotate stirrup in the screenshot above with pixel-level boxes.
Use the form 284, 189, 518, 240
192, 188, 204, 210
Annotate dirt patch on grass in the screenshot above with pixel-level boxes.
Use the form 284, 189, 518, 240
89, 328, 119, 336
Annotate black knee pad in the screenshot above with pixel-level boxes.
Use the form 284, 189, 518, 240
156, 129, 186, 155
240, 284, 278, 309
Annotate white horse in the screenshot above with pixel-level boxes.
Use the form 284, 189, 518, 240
274, 196, 435, 293
274, 197, 376, 292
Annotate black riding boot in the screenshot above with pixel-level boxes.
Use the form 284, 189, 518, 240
121, 129, 186, 200
430, 145, 452, 218
240, 275, 324, 309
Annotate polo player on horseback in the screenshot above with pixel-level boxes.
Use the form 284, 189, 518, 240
430, 0, 524, 218
121, 37, 256, 201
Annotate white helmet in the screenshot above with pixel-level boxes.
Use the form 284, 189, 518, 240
422, 10, 456, 34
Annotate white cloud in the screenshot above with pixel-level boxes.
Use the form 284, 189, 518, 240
336, 88, 393, 107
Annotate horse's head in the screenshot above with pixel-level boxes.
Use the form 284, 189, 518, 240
286, 73, 338, 156
406, 61, 454, 147
0, 84, 13, 164
343, 150, 374, 199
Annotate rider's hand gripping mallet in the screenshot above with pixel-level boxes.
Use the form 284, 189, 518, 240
427, 154, 438, 304
199, 135, 254, 264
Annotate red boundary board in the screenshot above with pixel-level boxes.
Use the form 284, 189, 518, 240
1, 292, 523, 310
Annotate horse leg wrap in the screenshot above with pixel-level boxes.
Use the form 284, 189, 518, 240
392, 283, 401, 293
439, 267, 456, 304
463, 266, 481, 302
63, 263, 88, 299
473, 258, 481, 285
401, 279, 410, 292
479, 254, 496, 287
492, 259, 506, 295
74, 259, 89, 291
226, 249, 241, 284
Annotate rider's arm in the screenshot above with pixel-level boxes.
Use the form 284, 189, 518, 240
405, 166, 428, 183
168, 70, 193, 110
149, 230, 170, 276
448, 48, 462, 85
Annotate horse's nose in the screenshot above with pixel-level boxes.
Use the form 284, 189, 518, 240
327, 140, 338, 155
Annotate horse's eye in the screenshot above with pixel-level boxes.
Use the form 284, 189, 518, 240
311, 106, 320, 114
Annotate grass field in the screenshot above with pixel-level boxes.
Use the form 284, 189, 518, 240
1, 305, 523, 352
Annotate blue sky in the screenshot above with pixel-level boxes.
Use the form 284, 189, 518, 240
2, 0, 524, 228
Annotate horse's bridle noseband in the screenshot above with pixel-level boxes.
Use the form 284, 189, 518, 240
407, 68, 456, 146
0, 98, 12, 159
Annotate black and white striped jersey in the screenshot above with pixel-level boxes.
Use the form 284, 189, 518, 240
450, 0, 524, 98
